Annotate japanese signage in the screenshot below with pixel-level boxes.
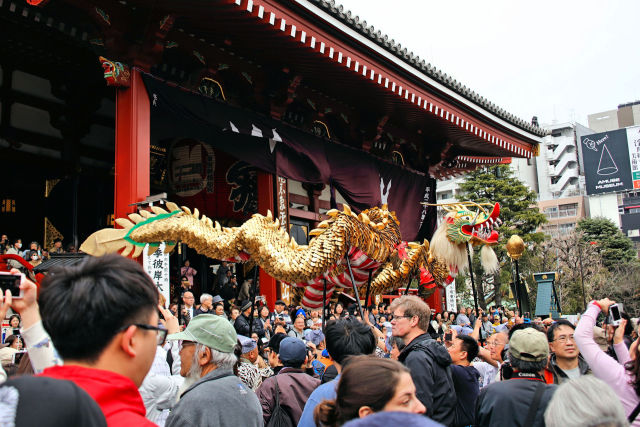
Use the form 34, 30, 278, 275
581, 126, 640, 195
143, 243, 170, 305
276, 176, 289, 232
445, 282, 457, 312
628, 126, 640, 188
280, 281, 291, 305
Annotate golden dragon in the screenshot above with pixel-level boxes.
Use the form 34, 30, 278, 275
80, 202, 451, 308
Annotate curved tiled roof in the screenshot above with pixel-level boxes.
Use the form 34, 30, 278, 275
307, 0, 547, 137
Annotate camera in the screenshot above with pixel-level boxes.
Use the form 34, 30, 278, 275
609, 303, 623, 327
0, 272, 23, 299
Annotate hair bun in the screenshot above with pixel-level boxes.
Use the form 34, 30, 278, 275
314, 399, 338, 426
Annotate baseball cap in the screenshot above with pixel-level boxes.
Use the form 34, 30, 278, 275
167, 314, 237, 353
212, 295, 224, 303
304, 329, 325, 346
238, 335, 257, 354
509, 328, 549, 362
343, 411, 441, 427
278, 337, 307, 362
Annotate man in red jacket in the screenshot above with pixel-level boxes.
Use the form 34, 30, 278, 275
37, 254, 162, 426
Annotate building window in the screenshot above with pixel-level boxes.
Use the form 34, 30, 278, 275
558, 203, 578, 218
558, 223, 576, 235
629, 208, 640, 214
1, 199, 16, 213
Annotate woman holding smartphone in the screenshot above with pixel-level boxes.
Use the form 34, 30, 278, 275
574, 298, 640, 426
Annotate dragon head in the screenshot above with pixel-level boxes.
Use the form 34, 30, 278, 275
447, 202, 501, 246
429, 201, 502, 277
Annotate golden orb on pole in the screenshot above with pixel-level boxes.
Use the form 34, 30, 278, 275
506, 235, 525, 260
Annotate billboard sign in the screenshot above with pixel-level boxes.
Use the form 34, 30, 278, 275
581, 127, 640, 195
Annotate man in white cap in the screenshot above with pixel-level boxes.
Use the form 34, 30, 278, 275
237, 335, 272, 391
475, 327, 557, 427
165, 314, 262, 427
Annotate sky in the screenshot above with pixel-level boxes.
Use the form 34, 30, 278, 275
335, 0, 640, 128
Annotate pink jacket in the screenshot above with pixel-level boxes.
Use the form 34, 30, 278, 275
575, 302, 640, 426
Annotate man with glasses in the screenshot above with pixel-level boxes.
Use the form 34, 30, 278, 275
545, 319, 591, 384
473, 331, 508, 388
34, 254, 163, 426
182, 291, 195, 323
165, 314, 262, 427
390, 295, 456, 426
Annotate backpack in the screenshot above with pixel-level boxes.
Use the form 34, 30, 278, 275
266, 378, 295, 427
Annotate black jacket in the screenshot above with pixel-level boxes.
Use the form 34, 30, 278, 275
475, 377, 557, 427
545, 353, 591, 384
398, 333, 456, 426
234, 313, 265, 338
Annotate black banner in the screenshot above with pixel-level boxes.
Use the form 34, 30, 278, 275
143, 74, 435, 241
581, 129, 632, 195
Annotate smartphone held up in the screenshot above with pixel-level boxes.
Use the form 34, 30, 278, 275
609, 303, 623, 327
0, 272, 24, 300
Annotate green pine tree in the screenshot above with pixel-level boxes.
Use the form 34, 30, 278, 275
577, 217, 637, 269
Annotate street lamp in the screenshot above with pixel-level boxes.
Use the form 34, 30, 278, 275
506, 235, 525, 314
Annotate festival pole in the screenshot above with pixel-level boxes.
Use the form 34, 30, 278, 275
404, 271, 416, 295
506, 235, 525, 315
344, 250, 365, 319
364, 270, 373, 310
466, 243, 479, 315
322, 278, 328, 330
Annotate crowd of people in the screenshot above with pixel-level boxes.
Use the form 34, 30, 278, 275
0, 253, 638, 426
1, 234, 74, 271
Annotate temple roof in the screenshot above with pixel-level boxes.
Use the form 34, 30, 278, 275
305, 0, 546, 137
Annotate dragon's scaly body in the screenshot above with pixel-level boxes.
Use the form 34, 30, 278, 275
80, 201, 499, 308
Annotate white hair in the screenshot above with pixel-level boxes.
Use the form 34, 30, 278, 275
200, 293, 213, 304
192, 343, 237, 373
180, 343, 238, 396
544, 376, 628, 427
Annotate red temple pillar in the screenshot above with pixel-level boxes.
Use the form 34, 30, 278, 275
425, 287, 444, 313
257, 171, 277, 310
114, 70, 150, 219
